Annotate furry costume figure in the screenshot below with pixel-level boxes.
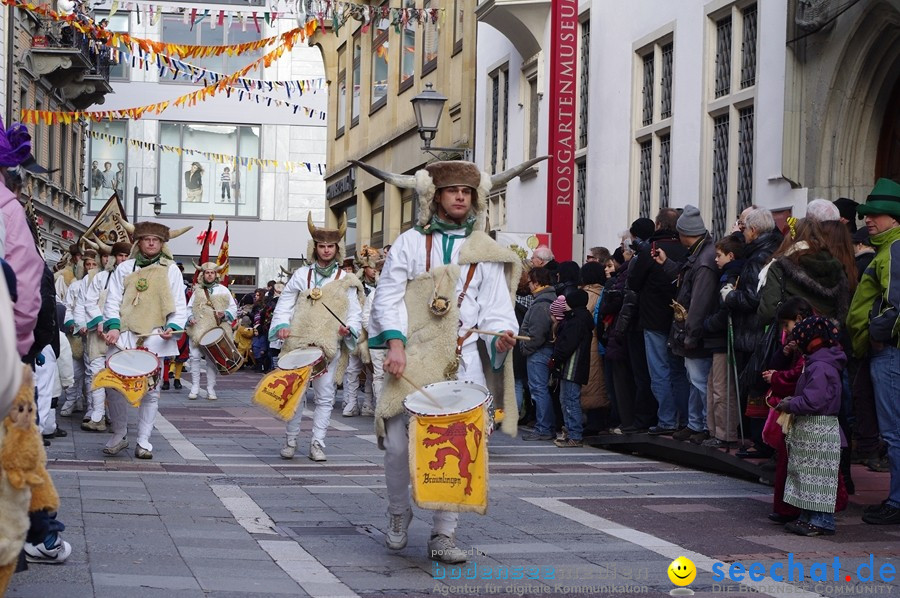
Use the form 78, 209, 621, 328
0, 368, 59, 595
187, 289, 233, 345
374, 232, 522, 441
120, 265, 175, 335
282, 273, 364, 382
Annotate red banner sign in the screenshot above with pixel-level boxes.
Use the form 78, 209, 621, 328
546, 0, 578, 262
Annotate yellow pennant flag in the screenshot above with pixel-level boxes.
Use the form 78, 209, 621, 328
92, 368, 147, 407
410, 407, 488, 514
252, 366, 311, 421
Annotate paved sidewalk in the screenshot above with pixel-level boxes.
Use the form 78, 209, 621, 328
7, 369, 897, 598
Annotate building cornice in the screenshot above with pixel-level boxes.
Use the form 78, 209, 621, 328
475, 0, 551, 59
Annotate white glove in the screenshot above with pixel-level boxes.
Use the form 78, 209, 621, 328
720, 284, 734, 302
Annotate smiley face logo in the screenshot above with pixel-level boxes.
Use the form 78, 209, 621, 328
668, 556, 696, 586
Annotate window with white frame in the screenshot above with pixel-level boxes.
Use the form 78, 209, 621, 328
371, 4, 389, 111
632, 33, 674, 219
706, 2, 757, 240
400, 2, 416, 90
523, 59, 540, 161
487, 189, 506, 231
161, 15, 262, 80
422, 0, 439, 74
351, 34, 361, 125
488, 65, 509, 175
336, 44, 347, 137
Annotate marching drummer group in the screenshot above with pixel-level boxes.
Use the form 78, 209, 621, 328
52, 156, 539, 564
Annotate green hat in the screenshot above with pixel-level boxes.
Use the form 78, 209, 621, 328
857, 178, 900, 219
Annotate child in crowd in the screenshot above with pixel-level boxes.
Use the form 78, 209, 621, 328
701, 234, 745, 448
236, 316, 255, 368
775, 315, 847, 536
760, 297, 813, 524
549, 289, 594, 448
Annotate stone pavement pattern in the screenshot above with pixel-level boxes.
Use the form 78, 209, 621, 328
7, 369, 898, 598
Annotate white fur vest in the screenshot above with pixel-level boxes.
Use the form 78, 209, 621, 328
188, 286, 233, 345
120, 265, 175, 335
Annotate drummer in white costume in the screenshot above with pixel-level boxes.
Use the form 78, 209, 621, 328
102, 221, 191, 459
270, 214, 364, 462
186, 262, 238, 400
59, 247, 97, 417
79, 239, 132, 431
360, 157, 541, 564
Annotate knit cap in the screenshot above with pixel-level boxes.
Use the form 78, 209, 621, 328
676, 205, 707, 236
565, 288, 589, 309
549, 295, 568, 321
629, 217, 655, 242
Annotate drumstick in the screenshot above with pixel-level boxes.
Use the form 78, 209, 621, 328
398, 373, 441, 408
465, 328, 531, 342
135, 330, 186, 338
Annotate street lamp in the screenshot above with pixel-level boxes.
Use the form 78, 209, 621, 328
133, 183, 165, 222
410, 83, 471, 160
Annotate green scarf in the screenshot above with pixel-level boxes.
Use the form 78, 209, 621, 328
200, 279, 219, 290
135, 252, 163, 268
314, 260, 338, 279
416, 213, 476, 236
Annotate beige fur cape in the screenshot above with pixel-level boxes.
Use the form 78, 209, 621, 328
374, 231, 522, 442
120, 265, 175, 335
282, 272, 364, 383
188, 286, 233, 345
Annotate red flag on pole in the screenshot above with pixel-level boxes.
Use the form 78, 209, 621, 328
216, 221, 230, 287
194, 215, 214, 284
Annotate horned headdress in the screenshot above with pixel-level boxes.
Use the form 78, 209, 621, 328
349, 156, 549, 229
307, 212, 347, 264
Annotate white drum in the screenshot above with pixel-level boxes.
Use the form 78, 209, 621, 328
106, 348, 161, 390
404, 380, 492, 417
278, 347, 327, 379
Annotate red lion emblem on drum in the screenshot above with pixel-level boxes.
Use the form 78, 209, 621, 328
268, 372, 305, 410
423, 422, 483, 495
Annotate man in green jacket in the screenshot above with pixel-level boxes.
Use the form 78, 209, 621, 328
847, 178, 900, 525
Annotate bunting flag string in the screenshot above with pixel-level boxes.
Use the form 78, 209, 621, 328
0, 0, 318, 59
88, 130, 327, 175
20, 36, 300, 124
284, 0, 444, 35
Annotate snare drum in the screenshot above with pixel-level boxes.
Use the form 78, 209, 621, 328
278, 347, 327, 379
106, 348, 161, 391
199, 327, 244, 375
404, 380, 492, 514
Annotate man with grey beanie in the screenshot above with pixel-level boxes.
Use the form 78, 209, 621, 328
653, 205, 718, 444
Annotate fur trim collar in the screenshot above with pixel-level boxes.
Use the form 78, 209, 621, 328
778, 256, 850, 320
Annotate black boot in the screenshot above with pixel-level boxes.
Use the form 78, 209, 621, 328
161, 380, 170, 390
841, 447, 855, 495
173, 379, 182, 390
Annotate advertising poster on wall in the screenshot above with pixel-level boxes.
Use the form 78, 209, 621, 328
494, 232, 552, 261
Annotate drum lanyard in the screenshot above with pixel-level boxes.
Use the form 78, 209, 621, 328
425, 234, 478, 364
203, 287, 221, 324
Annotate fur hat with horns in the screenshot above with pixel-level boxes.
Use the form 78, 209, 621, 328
193, 260, 226, 274
349, 156, 548, 229
307, 212, 347, 264
355, 245, 380, 269
129, 221, 192, 265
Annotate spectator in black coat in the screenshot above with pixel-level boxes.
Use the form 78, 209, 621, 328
852, 228, 875, 281
550, 289, 593, 447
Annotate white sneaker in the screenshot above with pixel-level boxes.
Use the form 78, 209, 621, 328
428, 534, 468, 564
59, 401, 76, 417
280, 438, 297, 460
342, 403, 359, 417
385, 509, 413, 550
188, 391, 199, 400
134, 444, 153, 459
24, 538, 72, 563
308, 440, 326, 462
102, 438, 128, 455
360, 404, 375, 417
207, 393, 218, 401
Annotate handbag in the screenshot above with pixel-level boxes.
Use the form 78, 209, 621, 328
739, 322, 779, 396
744, 392, 769, 419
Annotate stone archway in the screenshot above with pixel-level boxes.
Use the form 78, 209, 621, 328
876, 76, 900, 180
814, 2, 900, 199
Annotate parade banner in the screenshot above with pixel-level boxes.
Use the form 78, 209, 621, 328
82, 193, 132, 244
410, 407, 488, 515
493, 232, 552, 262
252, 367, 311, 421
546, 0, 578, 262
216, 221, 230, 287
92, 368, 147, 407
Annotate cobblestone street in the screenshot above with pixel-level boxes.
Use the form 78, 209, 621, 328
7, 370, 897, 598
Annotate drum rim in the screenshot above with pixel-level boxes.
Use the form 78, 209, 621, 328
108, 348, 160, 376
279, 347, 324, 369
404, 380, 491, 417
200, 327, 225, 343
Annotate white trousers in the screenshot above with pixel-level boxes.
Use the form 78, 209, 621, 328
87, 356, 107, 423
382, 346, 487, 537
370, 349, 386, 407
62, 351, 86, 408
189, 341, 217, 395
106, 385, 160, 452
342, 354, 373, 410
285, 352, 340, 446
34, 348, 58, 435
